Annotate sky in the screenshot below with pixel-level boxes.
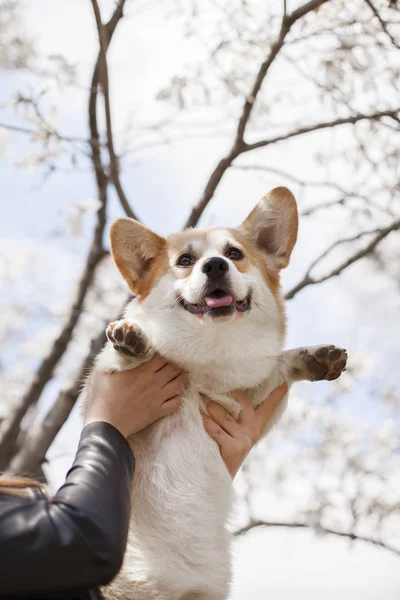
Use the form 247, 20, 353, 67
1, 1, 399, 598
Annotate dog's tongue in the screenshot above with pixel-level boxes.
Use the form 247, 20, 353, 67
204, 295, 233, 308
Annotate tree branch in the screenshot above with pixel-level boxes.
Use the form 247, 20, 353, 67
365, 0, 400, 50
235, 0, 331, 148
91, 0, 137, 220
7, 328, 107, 476
245, 109, 400, 152
0, 247, 108, 469
0, 2, 127, 471
231, 164, 393, 217
285, 218, 400, 300
234, 520, 400, 558
0, 121, 95, 145
184, 0, 331, 229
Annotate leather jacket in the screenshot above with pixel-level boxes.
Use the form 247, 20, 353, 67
0, 422, 134, 599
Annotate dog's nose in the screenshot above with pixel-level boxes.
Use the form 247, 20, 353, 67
202, 257, 229, 278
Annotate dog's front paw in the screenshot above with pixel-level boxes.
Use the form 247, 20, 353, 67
106, 320, 150, 358
297, 345, 348, 381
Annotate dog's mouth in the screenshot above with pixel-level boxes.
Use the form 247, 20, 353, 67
179, 289, 252, 317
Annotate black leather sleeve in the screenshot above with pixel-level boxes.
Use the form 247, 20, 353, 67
0, 422, 134, 597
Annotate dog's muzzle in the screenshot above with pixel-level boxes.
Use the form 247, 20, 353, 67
179, 288, 252, 318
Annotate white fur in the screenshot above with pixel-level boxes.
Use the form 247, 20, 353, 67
87, 230, 327, 600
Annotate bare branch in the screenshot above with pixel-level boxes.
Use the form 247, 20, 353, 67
0, 121, 94, 145
7, 329, 107, 476
287, 0, 330, 22
233, 165, 395, 218
303, 227, 384, 278
184, 0, 331, 229
234, 520, 400, 558
245, 109, 400, 152
91, 0, 137, 220
7, 293, 128, 477
0, 246, 108, 469
124, 130, 231, 158
0, 2, 127, 470
235, 0, 330, 148
365, 0, 400, 50
285, 218, 400, 300
184, 149, 240, 228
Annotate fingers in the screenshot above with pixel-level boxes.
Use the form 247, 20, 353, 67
205, 401, 241, 438
159, 395, 181, 417
202, 413, 229, 448
148, 353, 169, 372
254, 382, 288, 428
155, 362, 184, 388
160, 372, 187, 401
130, 354, 168, 377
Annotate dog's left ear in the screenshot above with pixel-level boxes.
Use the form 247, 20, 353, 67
239, 187, 298, 269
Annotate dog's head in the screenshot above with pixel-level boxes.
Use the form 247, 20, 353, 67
110, 187, 298, 376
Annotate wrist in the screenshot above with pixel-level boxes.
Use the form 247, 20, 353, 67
85, 414, 129, 439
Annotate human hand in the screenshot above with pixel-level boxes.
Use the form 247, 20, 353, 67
85, 354, 187, 438
202, 383, 288, 477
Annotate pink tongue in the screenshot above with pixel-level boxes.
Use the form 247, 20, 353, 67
204, 295, 233, 308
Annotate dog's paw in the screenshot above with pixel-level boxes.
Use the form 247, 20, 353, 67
297, 345, 348, 381
106, 320, 150, 358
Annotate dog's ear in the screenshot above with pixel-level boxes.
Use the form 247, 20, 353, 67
240, 187, 298, 269
110, 218, 167, 295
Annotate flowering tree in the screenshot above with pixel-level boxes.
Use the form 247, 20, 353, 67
0, 0, 399, 559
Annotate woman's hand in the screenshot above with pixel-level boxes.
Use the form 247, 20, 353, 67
85, 354, 187, 438
202, 383, 288, 477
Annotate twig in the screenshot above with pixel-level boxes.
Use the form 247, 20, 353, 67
234, 520, 400, 558
245, 109, 400, 152
91, 0, 137, 220
365, 0, 400, 50
124, 130, 231, 157
232, 164, 381, 215
285, 218, 400, 300
303, 227, 384, 277
0, 121, 95, 145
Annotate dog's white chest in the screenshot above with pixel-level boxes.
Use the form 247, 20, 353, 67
123, 390, 233, 594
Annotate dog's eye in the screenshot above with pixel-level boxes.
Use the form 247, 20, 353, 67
177, 253, 196, 267
226, 247, 244, 261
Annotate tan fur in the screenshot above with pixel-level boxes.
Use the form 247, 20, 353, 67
240, 186, 298, 269
168, 229, 211, 251
111, 188, 297, 327
230, 229, 286, 340
137, 252, 170, 301
88, 187, 348, 600
110, 219, 168, 299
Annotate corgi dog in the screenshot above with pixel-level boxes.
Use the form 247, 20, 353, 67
84, 187, 347, 600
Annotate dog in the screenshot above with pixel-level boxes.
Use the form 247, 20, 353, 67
84, 187, 347, 600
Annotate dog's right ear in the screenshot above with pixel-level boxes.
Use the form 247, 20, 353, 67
110, 218, 166, 295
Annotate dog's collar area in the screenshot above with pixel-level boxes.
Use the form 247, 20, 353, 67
179, 292, 252, 316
